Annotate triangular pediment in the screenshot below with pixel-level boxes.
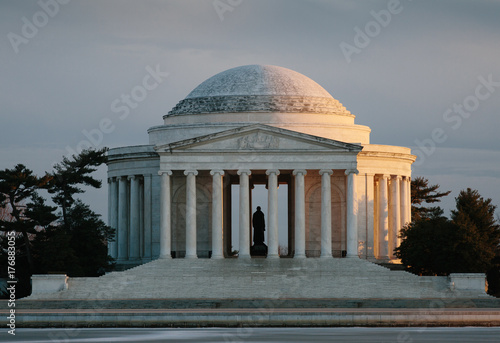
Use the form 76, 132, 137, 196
155, 124, 362, 153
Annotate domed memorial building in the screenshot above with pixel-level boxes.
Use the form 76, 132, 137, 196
107, 65, 415, 266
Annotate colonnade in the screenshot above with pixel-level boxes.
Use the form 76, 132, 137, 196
157, 168, 359, 259
374, 175, 411, 260
108, 170, 411, 262
108, 174, 154, 262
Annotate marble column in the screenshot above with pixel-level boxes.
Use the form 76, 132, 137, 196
210, 170, 224, 259
117, 176, 128, 261
109, 177, 118, 259
392, 176, 402, 256
319, 169, 333, 259
345, 169, 359, 258
406, 176, 412, 223
143, 174, 152, 261
128, 176, 140, 260
293, 169, 307, 259
266, 169, 280, 258
400, 176, 408, 228
373, 177, 380, 258
139, 180, 144, 258
366, 173, 375, 259
378, 175, 390, 260
158, 170, 172, 259
184, 170, 198, 259
107, 178, 112, 255
238, 169, 251, 258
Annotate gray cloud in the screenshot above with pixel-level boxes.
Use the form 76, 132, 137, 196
1, 0, 499, 219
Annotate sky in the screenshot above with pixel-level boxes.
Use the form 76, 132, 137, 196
1, 0, 499, 224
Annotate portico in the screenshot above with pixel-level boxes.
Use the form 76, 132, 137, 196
153, 124, 362, 259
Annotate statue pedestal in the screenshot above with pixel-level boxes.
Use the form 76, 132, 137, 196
250, 243, 268, 257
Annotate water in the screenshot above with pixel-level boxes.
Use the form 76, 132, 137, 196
7, 327, 500, 343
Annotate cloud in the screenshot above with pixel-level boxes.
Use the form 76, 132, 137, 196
0, 0, 498, 221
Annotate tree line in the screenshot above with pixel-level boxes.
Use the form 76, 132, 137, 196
0, 148, 113, 298
398, 177, 500, 297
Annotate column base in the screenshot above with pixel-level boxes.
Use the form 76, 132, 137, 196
185, 255, 198, 259
294, 254, 306, 259
267, 254, 279, 259
320, 254, 333, 259
345, 254, 359, 259
159, 254, 172, 259
211, 254, 224, 259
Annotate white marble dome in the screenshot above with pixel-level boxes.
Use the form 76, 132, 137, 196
168, 65, 351, 116
186, 65, 332, 98
152, 64, 371, 145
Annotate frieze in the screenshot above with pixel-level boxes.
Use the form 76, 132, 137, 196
237, 132, 280, 149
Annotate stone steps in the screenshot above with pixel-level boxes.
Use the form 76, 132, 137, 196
25, 258, 467, 300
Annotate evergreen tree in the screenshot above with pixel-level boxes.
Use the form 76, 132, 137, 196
32, 201, 114, 276
396, 208, 458, 275
0, 164, 51, 270
411, 176, 451, 221
47, 148, 107, 227
397, 187, 500, 296
451, 188, 500, 250
0, 167, 55, 298
452, 189, 500, 294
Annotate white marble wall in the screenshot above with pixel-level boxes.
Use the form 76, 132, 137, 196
305, 171, 345, 258
171, 171, 213, 258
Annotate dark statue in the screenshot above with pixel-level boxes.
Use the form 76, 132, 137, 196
251, 206, 268, 256
253, 206, 265, 244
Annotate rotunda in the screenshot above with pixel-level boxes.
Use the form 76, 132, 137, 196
107, 65, 415, 266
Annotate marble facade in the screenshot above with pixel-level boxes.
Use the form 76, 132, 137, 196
107, 65, 415, 266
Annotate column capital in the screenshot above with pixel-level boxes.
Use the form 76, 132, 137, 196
266, 169, 280, 176
184, 169, 198, 176
393, 175, 403, 181
345, 169, 359, 176
127, 175, 136, 181
210, 169, 225, 176
107, 177, 113, 183
378, 174, 390, 180
158, 170, 173, 176
292, 169, 307, 176
237, 169, 251, 176
319, 169, 333, 176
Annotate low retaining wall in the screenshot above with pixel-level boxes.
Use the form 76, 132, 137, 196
31, 275, 68, 294
450, 273, 487, 293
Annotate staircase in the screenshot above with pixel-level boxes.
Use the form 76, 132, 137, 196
25, 258, 475, 300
